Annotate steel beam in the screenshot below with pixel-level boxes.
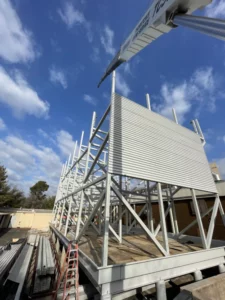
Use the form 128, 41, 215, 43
111, 180, 168, 256
206, 194, 220, 248
146, 93, 151, 111
76, 191, 105, 241
90, 105, 110, 143
102, 174, 112, 266
62, 135, 86, 181
169, 186, 179, 235
174, 14, 225, 42
58, 174, 106, 202
147, 181, 154, 233
84, 134, 109, 183
157, 183, 169, 255
128, 204, 147, 233
219, 202, 225, 226
154, 202, 172, 237
191, 189, 207, 249
118, 177, 122, 243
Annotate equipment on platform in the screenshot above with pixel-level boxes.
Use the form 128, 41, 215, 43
98, 0, 225, 87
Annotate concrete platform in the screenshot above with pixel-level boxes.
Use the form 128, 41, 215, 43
175, 273, 225, 300
50, 225, 225, 298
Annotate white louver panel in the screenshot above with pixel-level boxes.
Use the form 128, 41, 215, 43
108, 93, 217, 193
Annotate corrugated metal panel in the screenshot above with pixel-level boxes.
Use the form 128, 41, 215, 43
108, 94, 217, 193
0, 243, 23, 280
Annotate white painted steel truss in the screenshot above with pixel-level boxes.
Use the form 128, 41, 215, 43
52, 72, 225, 298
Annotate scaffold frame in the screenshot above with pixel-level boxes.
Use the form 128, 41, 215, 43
52, 71, 225, 299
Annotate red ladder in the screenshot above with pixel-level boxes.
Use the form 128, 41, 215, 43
54, 243, 79, 300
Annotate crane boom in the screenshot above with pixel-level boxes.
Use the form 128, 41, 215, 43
98, 0, 212, 87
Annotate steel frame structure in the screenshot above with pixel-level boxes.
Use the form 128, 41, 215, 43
52, 72, 225, 299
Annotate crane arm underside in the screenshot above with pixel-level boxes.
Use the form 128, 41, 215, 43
98, 52, 125, 88
98, 0, 215, 87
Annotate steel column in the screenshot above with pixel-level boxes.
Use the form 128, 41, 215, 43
146, 93, 151, 111
191, 189, 207, 249
206, 194, 220, 248
172, 108, 178, 124
111, 180, 168, 256
119, 176, 122, 243
157, 183, 169, 255
102, 174, 112, 266
169, 187, 179, 235
156, 280, 167, 300
147, 181, 154, 233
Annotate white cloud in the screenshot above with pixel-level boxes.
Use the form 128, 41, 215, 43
58, 2, 84, 28
38, 128, 49, 139
191, 67, 215, 91
66, 116, 75, 125
85, 23, 93, 43
90, 47, 100, 62
0, 135, 62, 195
0, 0, 38, 63
123, 63, 132, 75
7, 168, 22, 182
56, 130, 76, 157
0, 66, 49, 118
204, 143, 213, 153
50, 38, 61, 53
154, 67, 220, 124
204, 128, 214, 141
101, 25, 116, 56
84, 94, 97, 105
116, 72, 131, 97
205, 0, 225, 18
0, 128, 79, 194
0, 117, 6, 130
58, 2, 93, 42
155, 82, 194, 124
38, 128, 56, 145
122, 57, 141, 76
49, 66, 67, 89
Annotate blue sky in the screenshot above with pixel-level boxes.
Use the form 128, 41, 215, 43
0, 0, 225, 195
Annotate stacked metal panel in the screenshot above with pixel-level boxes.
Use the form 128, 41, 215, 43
5, 243, 34, 300
0, 241, 24, 282
36, 236, 55, 276
33, 236, 55, 294
33, 274, 52, 294
27, 234, 38, 246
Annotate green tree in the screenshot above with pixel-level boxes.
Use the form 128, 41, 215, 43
0, 165, 11, 206
30, 181, 49, 200
29, 181, 49, 208
42, 196, 55, 209
7, 187, 25, 208
0, 165, 24, 207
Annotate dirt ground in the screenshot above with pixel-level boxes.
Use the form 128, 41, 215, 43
0, 228, 29, 245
